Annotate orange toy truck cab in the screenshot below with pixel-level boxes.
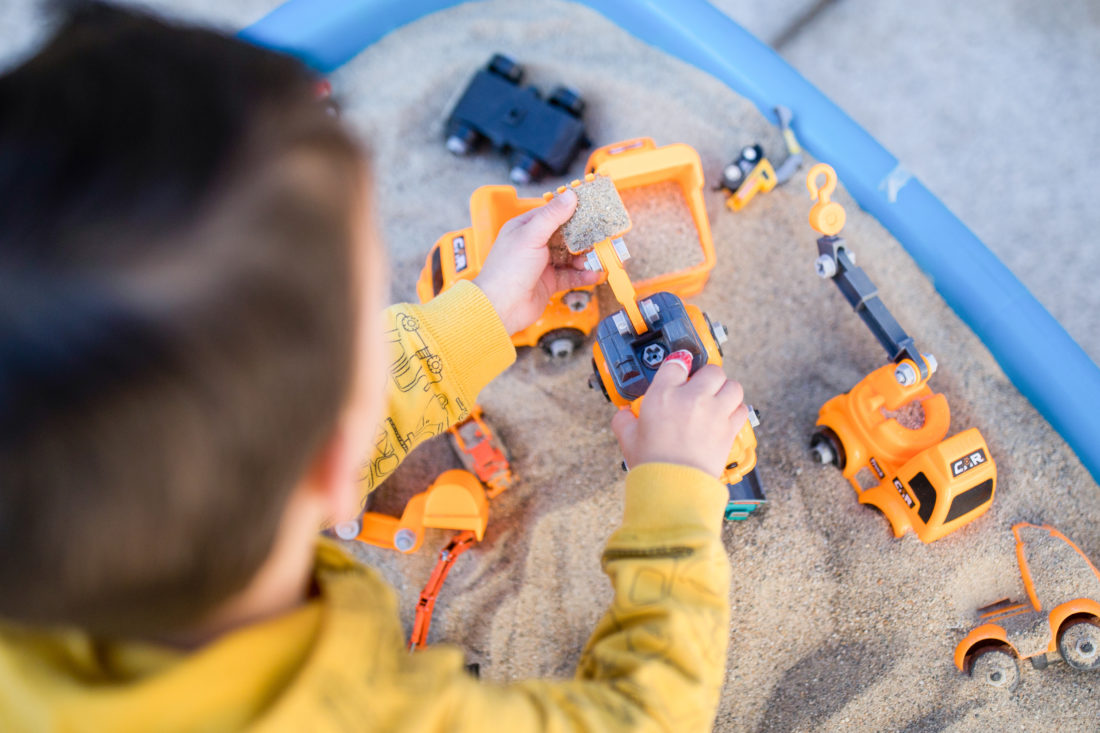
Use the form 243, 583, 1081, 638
351, 469, 489, 554
416, 185, 599, 357
954, 523, 1100, 690
811, 358, 996, 543
584, 137, 716, 299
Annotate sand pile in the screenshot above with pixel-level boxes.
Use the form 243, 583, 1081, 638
333, 1, 1100, 730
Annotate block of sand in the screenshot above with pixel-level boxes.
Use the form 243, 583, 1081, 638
550, 174, 632, 254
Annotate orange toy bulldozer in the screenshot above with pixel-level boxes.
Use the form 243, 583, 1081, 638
804, 164, 996, 543
955, 523, 1100, 690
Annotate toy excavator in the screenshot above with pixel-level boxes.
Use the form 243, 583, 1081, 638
547, 175, 765, 520
804, 163, 996, 543
336, 407, 513, 649
955, 523, 1100, 689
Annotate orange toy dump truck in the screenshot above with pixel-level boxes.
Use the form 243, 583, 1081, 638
955, 523, 1100, 689
417, 185, 600, 357
804, 164, 996, 543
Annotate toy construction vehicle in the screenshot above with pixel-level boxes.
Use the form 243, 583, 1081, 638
955, 523, 1100, 689
445, 54, 589, 184
804, 164, 996, 543
560, 181, 763, 519
417, 185, 600, 357
339, 407, 512, 553
719, 106, 803, 212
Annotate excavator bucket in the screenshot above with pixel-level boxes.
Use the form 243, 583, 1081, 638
423, 469, 490, 540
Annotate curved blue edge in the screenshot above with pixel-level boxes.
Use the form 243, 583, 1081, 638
241, 0, 1100, 484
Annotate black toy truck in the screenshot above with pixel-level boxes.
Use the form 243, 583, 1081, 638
445, 54, 589, 184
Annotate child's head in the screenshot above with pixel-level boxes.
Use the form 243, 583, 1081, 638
0, 3, 381, 636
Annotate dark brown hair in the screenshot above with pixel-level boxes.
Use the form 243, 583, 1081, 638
0, 2, 365, 635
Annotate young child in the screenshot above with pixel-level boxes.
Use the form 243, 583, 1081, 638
0, 4, 748, 731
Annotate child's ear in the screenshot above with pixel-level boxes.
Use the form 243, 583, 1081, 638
304, 427, 362, 524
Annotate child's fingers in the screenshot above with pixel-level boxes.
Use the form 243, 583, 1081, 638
649, 353, 692, 391
610, 406, 636, 444
715, 379, 746, 416
518, 189, 577, 244
551, 266, 601, 292
682, 364, 726, 396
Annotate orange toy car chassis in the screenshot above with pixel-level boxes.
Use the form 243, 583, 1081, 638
804, 164, 996, 543
954, 523, 1100, 689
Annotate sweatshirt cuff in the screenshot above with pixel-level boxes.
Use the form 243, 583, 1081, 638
622, 463, 729, 536
417, 280, 516, 402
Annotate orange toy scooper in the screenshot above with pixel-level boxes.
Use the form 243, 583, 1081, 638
804, 163, 996, 543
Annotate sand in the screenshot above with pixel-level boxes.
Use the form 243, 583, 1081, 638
552, 174, 631, 255
619, 180, 705, 281
331, 1, 1100, 730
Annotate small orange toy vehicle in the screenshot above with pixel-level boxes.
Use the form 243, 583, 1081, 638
584, 137, 716, 299
417, 185, 599, 357
449, 405, 512, 499
955, 523, 1100, 689
804, 164, 996, 543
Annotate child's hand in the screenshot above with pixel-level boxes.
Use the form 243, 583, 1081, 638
611, 353, 750, 477
474, 189, 601, 335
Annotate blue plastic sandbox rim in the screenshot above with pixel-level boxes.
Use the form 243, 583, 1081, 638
240, 0, 1100, 485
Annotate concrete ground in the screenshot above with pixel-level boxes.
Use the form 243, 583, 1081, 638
2, 0, 1097, 366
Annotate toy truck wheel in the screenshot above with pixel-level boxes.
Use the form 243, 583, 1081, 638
970, 648, 1020, 690
508, 151, 543, 184
446, 124, 480, 156
487, 54, 523, 84
539, 328, 585, 358
810, 428, 845, 469
548, 86, 585, 117
1058, 619, 1100, 670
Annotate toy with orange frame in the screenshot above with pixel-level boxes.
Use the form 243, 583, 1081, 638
546, 148, 765, 520
955, 523, 1100, 689
803, 163, 997, 543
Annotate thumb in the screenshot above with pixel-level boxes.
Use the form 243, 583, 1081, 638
520, 189, 578, 244
649, 350, 693, 391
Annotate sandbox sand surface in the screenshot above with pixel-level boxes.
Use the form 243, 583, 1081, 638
332, 2, 1100, 730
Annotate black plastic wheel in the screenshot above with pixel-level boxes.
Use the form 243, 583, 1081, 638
487, 54, 523, 84
970, 648, 1020, 690
508, 151, 543, 184
1058, 618, 1100, 670
589, 359, 612, 402
548, 86, 585, 117
538, 328, 585, 358
810, 427, 846, 469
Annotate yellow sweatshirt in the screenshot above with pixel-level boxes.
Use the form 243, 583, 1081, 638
0, 281, 731, 732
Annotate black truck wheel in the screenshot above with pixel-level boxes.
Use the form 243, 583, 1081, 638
970, 648, 1020, 690
810, 428, 845, 469
1059, 619, 1100, 670
487, 54, 523, 84
548, 86, 585, 117
539, 328, 584, 358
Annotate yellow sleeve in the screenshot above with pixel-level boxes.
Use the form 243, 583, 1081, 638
359, 280, 515, 495
437, 463, 732, 732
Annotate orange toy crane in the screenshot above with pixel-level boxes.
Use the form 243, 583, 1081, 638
955, 523, 1100, 689
804, 164, 996, 543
